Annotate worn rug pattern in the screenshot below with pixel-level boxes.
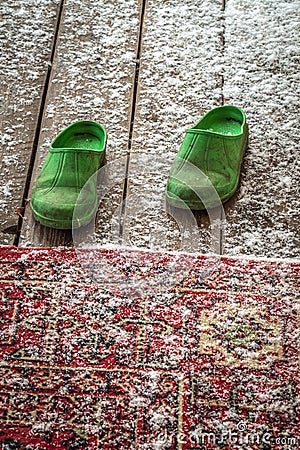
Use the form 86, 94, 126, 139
0, 247, 299, 449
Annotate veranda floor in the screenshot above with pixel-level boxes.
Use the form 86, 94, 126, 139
0, 0, 299, 259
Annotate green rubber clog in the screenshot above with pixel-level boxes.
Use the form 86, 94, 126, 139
31, 120, 107, 229
166, 105, 248, 210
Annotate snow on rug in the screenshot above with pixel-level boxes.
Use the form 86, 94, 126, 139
0, 246, 299, 449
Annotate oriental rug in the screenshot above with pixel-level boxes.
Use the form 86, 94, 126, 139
0, 246, 299, 449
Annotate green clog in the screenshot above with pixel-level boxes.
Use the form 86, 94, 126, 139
166, 105, 248, 210
31, 120, 107, 229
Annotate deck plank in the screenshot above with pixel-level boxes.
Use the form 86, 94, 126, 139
222, 0, 300, 258
123, 0, 225, 253
20, 0, 141, 247
0, 0, 62, 245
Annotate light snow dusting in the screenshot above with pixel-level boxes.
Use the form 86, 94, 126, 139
0, 0, 60, 243
0, 0, 299, 259
223, 0, 300, 258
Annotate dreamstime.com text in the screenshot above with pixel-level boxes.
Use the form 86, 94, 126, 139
190, 422, 298, 447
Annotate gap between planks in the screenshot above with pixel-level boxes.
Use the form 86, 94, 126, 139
14, 0, 66, 246
119, 0, 148, 240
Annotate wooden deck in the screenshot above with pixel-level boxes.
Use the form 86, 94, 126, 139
0, 0, 299, 258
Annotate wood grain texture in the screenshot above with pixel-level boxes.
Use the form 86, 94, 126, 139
20, 0, 142, 247
0, 0, 61, 245
123, 0, 224, 254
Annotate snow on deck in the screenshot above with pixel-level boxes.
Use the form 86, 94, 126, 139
0, 0, 299, 259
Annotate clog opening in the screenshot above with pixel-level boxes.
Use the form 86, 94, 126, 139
53, 122, 106, 150
198, 106, 245, 136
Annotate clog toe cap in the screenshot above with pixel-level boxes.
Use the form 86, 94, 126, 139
31, 187, 97, 229
167, 170, 232, 209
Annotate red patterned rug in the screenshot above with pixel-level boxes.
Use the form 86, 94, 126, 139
0, 246, 299, 449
